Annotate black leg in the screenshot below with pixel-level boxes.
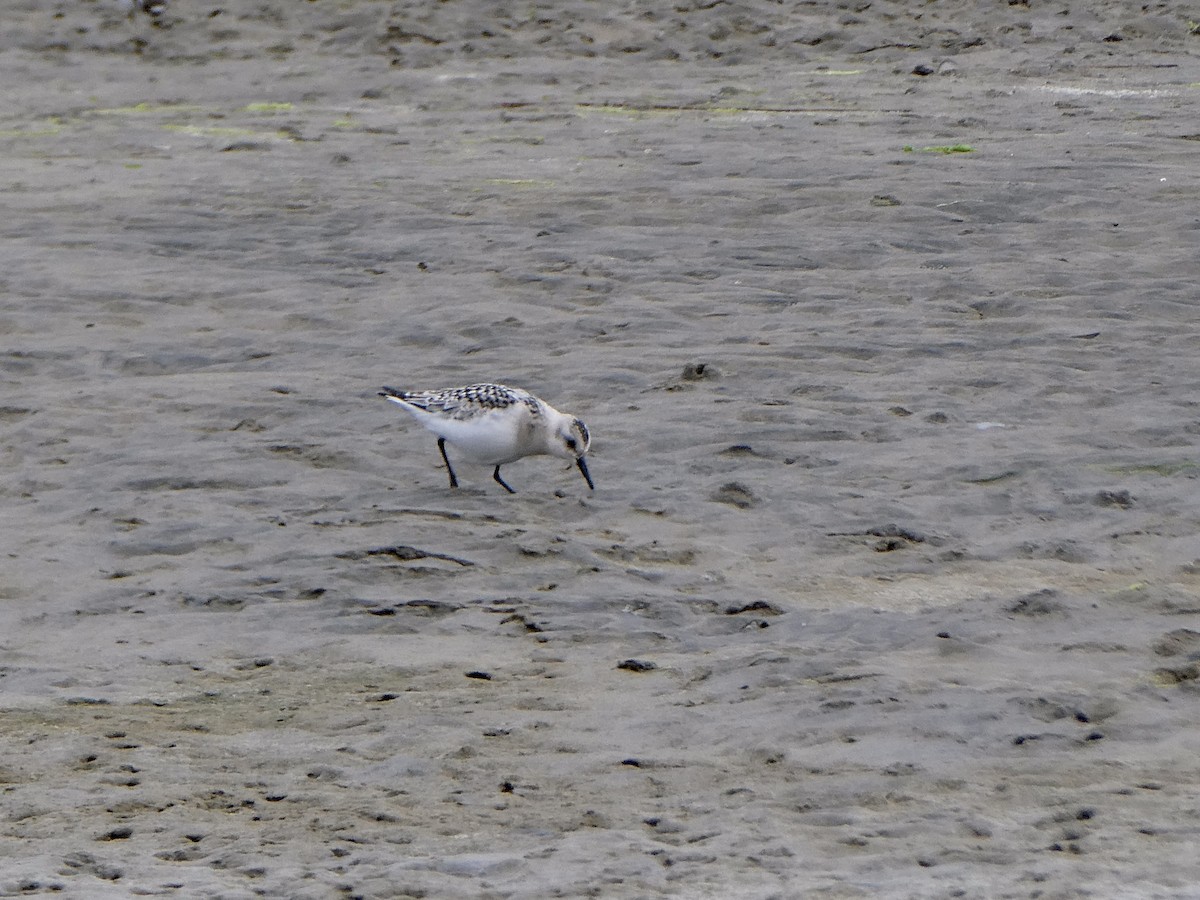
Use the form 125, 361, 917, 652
493, 466, 516, 494
576, 456, 595, 490
437, 437, 459, 488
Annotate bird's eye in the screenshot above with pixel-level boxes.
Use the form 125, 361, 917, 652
565, 438, 577, 451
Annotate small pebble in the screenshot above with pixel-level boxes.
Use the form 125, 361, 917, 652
616, 659, 657, 672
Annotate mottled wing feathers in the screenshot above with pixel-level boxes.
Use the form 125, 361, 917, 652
380, 383, 541, 421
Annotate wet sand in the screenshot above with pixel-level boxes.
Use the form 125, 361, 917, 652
3, 1, 1200, 896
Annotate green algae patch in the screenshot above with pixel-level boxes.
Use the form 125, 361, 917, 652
576, 103, 682, 118
161, 124, 288, 139
92, 102, 202, 115
904, 144, 976, 154
243, 102, 294, 112
0, 119, 62, 137
577, 102, 843, 118
1100, 461, 1199, 477
484, 178, 555, 187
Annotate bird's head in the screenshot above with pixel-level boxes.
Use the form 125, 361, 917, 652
550, 416, 593, 489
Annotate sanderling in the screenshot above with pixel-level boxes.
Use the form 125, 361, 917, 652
379, 383, 593, 494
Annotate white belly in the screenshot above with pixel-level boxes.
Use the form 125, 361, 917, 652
414, 408, 537, 465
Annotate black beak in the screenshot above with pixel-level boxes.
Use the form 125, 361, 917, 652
576, 456, 595, 490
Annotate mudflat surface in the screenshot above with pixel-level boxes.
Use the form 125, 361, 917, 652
3, 2, 1200, 897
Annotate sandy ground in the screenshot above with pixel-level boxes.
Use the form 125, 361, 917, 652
3, 1, 1200, 897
